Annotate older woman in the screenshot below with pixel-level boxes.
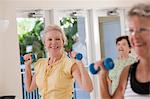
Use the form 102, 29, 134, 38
108, 35, 136, 95
98, 3, 150, 99
24, 25, 93, 99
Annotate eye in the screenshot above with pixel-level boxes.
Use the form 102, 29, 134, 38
129, 29, 134, 34
117, 43, 121, 46
123, 43, 127, 46
56, 38, 61, 41
48, 38, 52, 41
139, 28, 147, 33
129, 28, 149, 34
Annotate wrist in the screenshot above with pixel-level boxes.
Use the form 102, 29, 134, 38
99, 70, 109, 76
25, 60, 32, 66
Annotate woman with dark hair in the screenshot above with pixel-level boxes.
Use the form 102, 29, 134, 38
108, 35, 136, 95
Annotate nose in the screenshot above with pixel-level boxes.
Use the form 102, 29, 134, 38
130, 32, 140, 44
131, 33, 139, 39
51, 40, 57, 45
130, 29, 141, 38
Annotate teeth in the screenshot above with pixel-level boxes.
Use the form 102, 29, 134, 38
51, 46, 58, 48
134, 42, 144, 46
119, 49, 124, 51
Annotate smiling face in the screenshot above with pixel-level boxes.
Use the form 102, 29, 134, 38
129, 16, 150, 58
44, 30, 64, 56
116, 39, 131, 57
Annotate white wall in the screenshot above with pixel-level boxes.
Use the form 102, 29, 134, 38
3, 0, 150, 9
0, 1, 5, 96
0, 1, 22, 99
0, 1, 2, 19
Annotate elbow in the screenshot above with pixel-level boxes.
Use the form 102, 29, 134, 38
89, 82, 94, 92
88, 87, 93, 92
85, 85, 93, 92
26, 90, 30, 93
26, 88, 33, 93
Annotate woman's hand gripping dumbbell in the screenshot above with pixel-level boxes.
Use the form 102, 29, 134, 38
68, 51, 83, 61
89, 58, 114, 74
20, 53, 36, 65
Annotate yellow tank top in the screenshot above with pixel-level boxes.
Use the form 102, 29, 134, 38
34, 53, 76, 99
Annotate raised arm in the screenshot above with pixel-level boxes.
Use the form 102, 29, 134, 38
72, 61, 93, 92
98, 60, 130, 99
24, 54, 37, 92
113, 65, 130, 99
98, 60, 111, 99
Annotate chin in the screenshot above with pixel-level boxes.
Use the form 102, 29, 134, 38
49, 49, 57, 53
135, 49, 146, 58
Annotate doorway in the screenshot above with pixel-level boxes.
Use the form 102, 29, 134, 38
99, 16, 121, 59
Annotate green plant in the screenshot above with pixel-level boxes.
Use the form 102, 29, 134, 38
18, 19, 46, 59
60, 17, 78, 52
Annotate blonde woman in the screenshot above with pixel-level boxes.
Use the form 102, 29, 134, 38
24, 25, 93, 99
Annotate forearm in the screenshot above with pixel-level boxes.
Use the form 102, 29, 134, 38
25, 64, 33, 92
79, 66, 93, 92
99, 71, 111, 99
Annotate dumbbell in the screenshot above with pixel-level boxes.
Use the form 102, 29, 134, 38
20, 53, 36, 64
68, 53, 83, 61
89, 58, 114, 74
75, 53, 83, 60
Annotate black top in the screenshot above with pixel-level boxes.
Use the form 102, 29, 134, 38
129, 61, 150, 94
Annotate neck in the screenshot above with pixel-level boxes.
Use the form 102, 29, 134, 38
139, 58, 150, 74
118, 53, 129, 60
48, 51, 63, 64
139, 56, 150, 68
137, 58, 150, 81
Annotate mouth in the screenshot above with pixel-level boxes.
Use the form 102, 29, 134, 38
119, 49, 124, 52
50, 46, 59, 49
134, 41, 145, 47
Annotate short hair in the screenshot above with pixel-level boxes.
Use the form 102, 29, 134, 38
116, 36, 131, 48
128, 3, 150, 17
43, 25, 67, 44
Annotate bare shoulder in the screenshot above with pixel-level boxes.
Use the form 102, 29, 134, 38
71, 63, 79, 75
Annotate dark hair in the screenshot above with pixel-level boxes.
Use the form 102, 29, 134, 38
116, 36, 131, 48
128, 3, 150, 17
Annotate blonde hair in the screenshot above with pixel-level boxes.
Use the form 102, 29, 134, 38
128, 3, 150, 17
43, 25, 67, 45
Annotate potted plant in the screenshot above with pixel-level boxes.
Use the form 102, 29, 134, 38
60, 17, 78, 53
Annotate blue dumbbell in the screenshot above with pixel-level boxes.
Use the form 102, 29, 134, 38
68, 53, 83, 61
89, 58, 114, 74
20, 53, 36, 64
75, 53, 83, 60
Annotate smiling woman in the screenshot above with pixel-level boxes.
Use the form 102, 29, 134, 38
108, 35, 137, 94
24, 25, 93, 99
98, 3, 150, 99
1, 0, 150, 99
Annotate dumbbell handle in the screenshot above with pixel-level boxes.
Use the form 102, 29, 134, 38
20, 53, 36, 64
68, 53, 83, 61
89, 58, 114, 75
75, 53, 83, 60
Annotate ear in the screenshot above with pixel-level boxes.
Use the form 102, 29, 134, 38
62, 39, 65, 46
